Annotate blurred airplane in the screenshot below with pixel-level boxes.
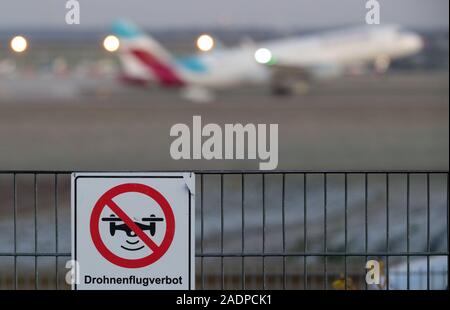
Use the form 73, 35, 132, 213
113, 20, 424, 102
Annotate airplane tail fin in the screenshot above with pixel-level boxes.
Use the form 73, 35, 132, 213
112, 20, 185, 87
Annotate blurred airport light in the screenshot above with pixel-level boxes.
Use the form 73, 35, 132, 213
10, 36, 28, 53
196, 34, 215, 52
254, 48, 272, 64
103, 35, 120, 52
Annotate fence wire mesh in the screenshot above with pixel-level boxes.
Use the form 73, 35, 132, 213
0, 171, 448, 290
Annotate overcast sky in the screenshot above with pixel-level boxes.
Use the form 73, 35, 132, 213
0, 0, 448, 30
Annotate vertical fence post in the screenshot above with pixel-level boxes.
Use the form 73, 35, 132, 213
13, 173, 17, 290
365, 173, 368, 290
34, 174, 38, 290
200, 174, 204, 289
54, 174, 58, 290
281, 173, 286, 290
241, 174, 245, 290
426, 173, 430, 290
344, 173, 348, 290
220, 174, 224, 289
386, 173, 389, 290
406, 173, 410, 290
447, 173, 449, 290
324, 173, 327, 290
303, 173, 307, 290
262, 174, 266, 290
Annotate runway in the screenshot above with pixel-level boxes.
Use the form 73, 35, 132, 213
0, 71, 448, 171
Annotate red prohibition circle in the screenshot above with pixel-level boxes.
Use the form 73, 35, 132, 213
90, 183, 175, 268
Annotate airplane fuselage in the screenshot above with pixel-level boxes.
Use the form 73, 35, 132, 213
115, 21, 423, 93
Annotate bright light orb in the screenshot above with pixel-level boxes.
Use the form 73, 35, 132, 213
10, 36, 28, 53
196, 34, 215, 52
103, 35, 120, 52
254, 48, 272, 64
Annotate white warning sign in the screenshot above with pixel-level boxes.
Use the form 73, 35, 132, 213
71, 172, 195, 290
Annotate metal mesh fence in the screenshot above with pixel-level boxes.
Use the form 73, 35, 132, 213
0, 171, 448, 290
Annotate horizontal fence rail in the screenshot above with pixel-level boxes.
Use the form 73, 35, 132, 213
0, 171, 448, 290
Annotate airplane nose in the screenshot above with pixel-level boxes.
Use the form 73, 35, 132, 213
407, 34, 424, 52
